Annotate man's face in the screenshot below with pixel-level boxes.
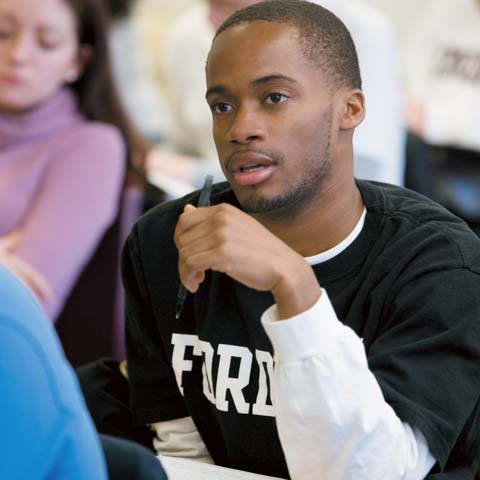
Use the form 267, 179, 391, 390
206, 21, 335, 217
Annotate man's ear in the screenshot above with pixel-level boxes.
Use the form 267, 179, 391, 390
339, 88, 365, 131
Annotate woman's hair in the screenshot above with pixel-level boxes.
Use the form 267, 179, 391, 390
66, 0, 147, 179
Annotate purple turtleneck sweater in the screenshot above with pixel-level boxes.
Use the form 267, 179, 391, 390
0, 88, 125, 320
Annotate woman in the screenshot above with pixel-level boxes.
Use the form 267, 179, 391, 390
0, 0, 147, 320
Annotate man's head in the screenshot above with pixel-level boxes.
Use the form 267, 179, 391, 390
215, 0, 361, 90
206, 0, 365, 219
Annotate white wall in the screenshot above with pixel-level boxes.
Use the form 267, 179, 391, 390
363, 0, 435, 46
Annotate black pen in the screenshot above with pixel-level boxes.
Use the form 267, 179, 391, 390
175, 174, 213, 319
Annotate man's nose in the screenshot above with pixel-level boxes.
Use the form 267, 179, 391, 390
227, 106, 266, 145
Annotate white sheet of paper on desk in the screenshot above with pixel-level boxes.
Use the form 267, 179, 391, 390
157, 455, 284, 480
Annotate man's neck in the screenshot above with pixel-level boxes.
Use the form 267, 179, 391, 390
253, 177, 364, 257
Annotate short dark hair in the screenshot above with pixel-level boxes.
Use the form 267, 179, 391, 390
215, 0, 362, 90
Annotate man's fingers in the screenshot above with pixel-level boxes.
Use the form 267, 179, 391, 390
174, 204, 215, 245
175, 216, 218, 250
179, 245, 234, 291
182, 270, 206, 293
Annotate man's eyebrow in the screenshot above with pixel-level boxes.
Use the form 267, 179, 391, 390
206, 85, 227, 99
251, 74, 298, 87
206, 74, 298, 100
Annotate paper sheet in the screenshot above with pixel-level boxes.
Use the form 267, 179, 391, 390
157, 455, 284, 480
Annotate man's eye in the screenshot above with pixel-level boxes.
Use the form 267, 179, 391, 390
264, 93, 288, 104
212, 102, 232, 114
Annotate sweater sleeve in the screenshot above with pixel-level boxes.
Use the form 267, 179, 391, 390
13, 124, 126, 320
261, 289, 436, 480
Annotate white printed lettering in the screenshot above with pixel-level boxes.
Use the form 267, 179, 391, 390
252, 350, 275, 417
216, 344, 252, 414
171, 333, 199, 395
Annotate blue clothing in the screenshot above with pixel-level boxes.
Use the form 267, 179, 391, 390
0, 268, 107, 480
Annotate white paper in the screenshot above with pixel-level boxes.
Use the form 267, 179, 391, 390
157, 455, 285, 480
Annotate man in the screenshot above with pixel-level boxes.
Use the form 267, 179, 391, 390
123, 1, 480, 478
149, 0, 404, 195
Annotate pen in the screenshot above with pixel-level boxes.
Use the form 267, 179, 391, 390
175, 174, 213, 319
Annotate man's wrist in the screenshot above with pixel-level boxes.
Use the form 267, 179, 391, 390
271, 263, 322, 320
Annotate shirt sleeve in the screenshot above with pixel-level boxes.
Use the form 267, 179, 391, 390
13, 124, 125, 320
150, 417, 214, 463
123, 225, 190, 425
261, 289, 436, 480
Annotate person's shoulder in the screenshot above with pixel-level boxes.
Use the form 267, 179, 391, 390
0, 268, 106, 479
348, 1, 392, 28
53, 121, 126, 172
66, 121, 125, 153
0, 267, 45, 324
359, 180, 459, 229
166, 3, 209, 40
163, 3, 212, 69
321, 0, 393, 34
359, 180, 480, 271
0, 268, 76, 411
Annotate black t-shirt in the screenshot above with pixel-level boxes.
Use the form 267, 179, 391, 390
123, 180, 480, 479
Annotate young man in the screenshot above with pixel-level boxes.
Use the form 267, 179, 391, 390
122, 1, 480, 478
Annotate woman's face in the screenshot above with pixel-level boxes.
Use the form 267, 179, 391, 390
0, 0, 81, 114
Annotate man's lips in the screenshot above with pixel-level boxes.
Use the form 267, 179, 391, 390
226, 152, 276, 186
227, 152, 276, 173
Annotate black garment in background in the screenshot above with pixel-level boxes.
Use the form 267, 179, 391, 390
56, 217, 122, 368
77, 357, 154, 450
99, 434, 167, 480
55, 180, 164, 368
142, 181, 167, 214
405, 132, 480, 236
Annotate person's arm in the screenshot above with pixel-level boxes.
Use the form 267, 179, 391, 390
150, 417, 214, 463
147, 292, 435, 478
174, 203, 436, 478
152, 4, 226, 194
0, 268, 107, 479
262, 290, 435, 480
9, 124, 125, 320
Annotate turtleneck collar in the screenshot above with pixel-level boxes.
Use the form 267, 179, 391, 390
0, 88, 84, 150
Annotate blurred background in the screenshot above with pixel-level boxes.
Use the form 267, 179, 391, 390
2, 0, 479, 366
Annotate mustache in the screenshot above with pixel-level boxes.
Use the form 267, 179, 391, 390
224, 147, 286, 170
